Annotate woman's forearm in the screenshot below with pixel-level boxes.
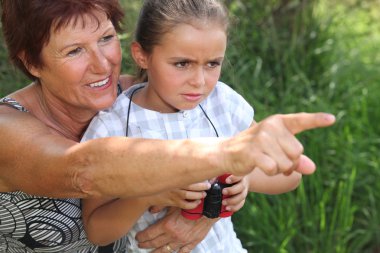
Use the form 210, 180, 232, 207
71, 137, 226, 198
0, 109, 227, 198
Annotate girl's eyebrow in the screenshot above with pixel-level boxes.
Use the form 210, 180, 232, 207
211, 57, 225, 61
168, 56, 225, 62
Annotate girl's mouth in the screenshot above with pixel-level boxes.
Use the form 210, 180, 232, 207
183, 93, 202, 101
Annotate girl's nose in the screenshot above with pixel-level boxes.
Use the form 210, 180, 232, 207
189, 67, 206, 87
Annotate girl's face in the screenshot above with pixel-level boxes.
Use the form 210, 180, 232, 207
30, 11, 122, 116
139, 23, 227, 113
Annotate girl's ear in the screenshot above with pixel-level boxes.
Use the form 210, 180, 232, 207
18, 51, 41, 78
131, 42, 148, 69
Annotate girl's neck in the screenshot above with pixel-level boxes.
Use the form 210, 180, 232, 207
132, 84, 179, 113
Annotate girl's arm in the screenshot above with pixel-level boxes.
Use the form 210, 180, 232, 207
247, 168, 302, 194
82, 185, 207, 246
82, 197, 148, 246
222, 168, 302, 211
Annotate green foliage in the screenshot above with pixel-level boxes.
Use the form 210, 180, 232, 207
227, 0, 380, 252
0, 0, 379, 252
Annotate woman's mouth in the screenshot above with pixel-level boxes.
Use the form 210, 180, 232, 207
89, 77, 110, 88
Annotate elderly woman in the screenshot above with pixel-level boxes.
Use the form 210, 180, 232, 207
0, 0, 335, 252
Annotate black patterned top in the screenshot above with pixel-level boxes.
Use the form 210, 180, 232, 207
0, 97, 128, 252
0, 97, 29, 112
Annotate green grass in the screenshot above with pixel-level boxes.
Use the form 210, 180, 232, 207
1, 1, 379, 252
226, 1, 380, 252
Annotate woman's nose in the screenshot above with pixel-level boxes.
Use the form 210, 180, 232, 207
90, 48, 110, 74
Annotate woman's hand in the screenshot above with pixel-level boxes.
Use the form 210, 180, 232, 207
222, 175, 249, 212
222, 112, 336, 177
135, 207, 216, 253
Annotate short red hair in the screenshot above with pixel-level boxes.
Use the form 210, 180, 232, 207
1, 0, 124, 80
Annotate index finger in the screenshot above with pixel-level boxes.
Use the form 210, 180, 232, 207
282, 112, 335, 135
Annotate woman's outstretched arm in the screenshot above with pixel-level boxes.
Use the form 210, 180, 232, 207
0, 107, 224, 198
0, 109, 335, 198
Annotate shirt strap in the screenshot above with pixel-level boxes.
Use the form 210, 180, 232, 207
0, 97, 28, 112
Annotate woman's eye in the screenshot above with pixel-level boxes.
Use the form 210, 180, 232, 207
100, 35, 115, 43
67, 47, 82, 57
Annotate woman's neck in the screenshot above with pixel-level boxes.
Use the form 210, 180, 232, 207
11, 83, 95, 142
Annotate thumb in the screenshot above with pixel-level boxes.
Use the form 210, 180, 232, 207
295, 155, 316, 175
282, 112, 335, 135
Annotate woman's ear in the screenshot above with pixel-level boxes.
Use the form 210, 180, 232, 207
18, 51, 41, 78
131, 42, 148, 69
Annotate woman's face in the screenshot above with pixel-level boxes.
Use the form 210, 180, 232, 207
31, 11, 122, 115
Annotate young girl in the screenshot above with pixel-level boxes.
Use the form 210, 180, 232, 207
81, 0, 303, 252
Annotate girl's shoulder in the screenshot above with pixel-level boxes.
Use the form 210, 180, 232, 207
207, 81, 248, 105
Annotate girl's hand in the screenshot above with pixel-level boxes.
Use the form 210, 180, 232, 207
148, 181, 210, 211
222, 175, 249, 212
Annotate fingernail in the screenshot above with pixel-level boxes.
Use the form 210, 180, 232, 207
324, 113, 336, 122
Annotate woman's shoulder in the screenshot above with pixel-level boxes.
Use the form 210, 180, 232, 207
0, 97, 28, 112
119, 74, 137, 90
0, 83, 40, 113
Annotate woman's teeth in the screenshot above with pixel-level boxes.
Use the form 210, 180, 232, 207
90, 78, 109, 88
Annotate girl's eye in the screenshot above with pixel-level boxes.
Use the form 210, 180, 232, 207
175, 61, 189, 68
207, 61, 222, 68
67, 47, 82, 57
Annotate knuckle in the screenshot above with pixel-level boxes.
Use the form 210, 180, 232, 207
256, 131, 271, 143
279, 160, 294, 172
183, 191, 191, 199
185, 201, 198, 210
288, 143, 304, 159
180, 246, 192, 253
163, 221, 176, 233
149, 240, 161, 248
265, 162, 278, 175
265, 115, 282, 126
